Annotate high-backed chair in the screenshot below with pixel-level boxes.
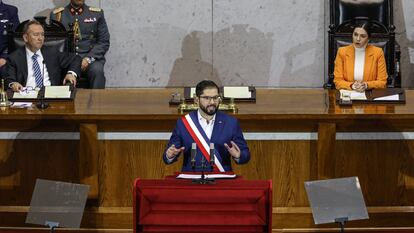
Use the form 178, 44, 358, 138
7, 16, 74, 54
326, 0, 401, 88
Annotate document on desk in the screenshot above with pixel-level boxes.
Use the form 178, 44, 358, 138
224, 86, 251, 98
339, 90, 367, 100
189, 87, 196, 98
374, 94, 399, 101
176, 173, 237, 179
13, 89, 38, 99
11, 102, 33, 108
45, 86, 71, 98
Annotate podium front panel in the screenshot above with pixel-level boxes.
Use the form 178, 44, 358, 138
134, 178, 272, 233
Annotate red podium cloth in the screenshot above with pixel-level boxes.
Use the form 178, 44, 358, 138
133, 177, 272, 233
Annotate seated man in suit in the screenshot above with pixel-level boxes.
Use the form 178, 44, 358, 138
163, 80, 250, 172
5, 20, 81, 92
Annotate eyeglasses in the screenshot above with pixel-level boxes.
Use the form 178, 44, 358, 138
19, 86, 39, 95
199, 95, 221, 102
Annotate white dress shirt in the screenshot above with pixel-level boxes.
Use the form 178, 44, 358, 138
353, 46, 366, 82
25, 47, 51, 88
197, 109, 216, 140
166, 111, 216, 162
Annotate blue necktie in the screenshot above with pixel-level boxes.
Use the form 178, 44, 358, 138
32, 53, 43, 88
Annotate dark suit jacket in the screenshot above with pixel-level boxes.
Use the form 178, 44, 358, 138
163, 110, 250, 172
5, 46, 81, 88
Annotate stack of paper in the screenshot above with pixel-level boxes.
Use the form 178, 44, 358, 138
13, 88, 38, 99
176, 173, 237, 179
223, 86, 251, 98
45, 86, 71, 99
374, 94, 399, 101
339, 90, 367, 100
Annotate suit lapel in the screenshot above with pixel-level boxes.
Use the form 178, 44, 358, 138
363, 45, 375, 81
19, 48, 28, 84
210, 111, 225, 143
42, 47, 60, 86
345, 45, 355, 81
41, 47, 52, 84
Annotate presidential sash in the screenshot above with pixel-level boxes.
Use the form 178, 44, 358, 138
181, 113, 225, 172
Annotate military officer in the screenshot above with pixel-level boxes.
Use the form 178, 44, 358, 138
0, 0, 19, 75
50, 0, 110, 89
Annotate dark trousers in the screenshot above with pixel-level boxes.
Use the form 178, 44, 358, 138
83, 59, 106, 89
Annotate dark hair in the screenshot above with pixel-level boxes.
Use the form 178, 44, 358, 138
195, 80, 220, 97
353, 21, 371, 37
23, 20, 43, 34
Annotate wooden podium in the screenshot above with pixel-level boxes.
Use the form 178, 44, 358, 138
133, 177, 272, 233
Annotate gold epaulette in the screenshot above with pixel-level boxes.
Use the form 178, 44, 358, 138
89, 7, 102, 12
52, 7, 64, 14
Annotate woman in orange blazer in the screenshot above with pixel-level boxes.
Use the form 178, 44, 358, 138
334, 22, 387, 92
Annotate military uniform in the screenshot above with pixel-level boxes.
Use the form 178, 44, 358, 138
50, 3, 110, 88
0, 1, 19, 77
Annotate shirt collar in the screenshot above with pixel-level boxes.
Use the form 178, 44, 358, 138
353, 44, 367, 51
197, 109, 216, 124
70, 4, 84, 15
25, 47, 42, 59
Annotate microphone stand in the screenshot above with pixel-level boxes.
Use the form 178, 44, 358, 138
335, 217, 348, 233
36, 61, 49, 109
191, 143, 216, 184
45, 221, 59, 233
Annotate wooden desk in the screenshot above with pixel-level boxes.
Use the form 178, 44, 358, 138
0, 88, 414, 231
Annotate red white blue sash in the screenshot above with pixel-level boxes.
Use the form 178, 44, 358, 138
181, 113, 225, 172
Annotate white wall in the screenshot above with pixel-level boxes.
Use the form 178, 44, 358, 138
6, 0, 414, 87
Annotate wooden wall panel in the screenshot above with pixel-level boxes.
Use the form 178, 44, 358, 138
1, 138, 414, 230
233, 140, 316, 207
99, 140, 181, 207
333, 140, 414, 206
0, 140, 79, 206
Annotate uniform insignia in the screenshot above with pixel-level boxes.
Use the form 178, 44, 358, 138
84, 17, 97, 23
89, 7, 102, 12
53, 7, 64, 14
73, 19, 82, 40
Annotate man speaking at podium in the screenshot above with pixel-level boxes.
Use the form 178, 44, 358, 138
5, 20, 81, 91
163, 80, 250, 172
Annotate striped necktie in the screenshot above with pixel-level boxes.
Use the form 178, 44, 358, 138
32, 53, 43, 88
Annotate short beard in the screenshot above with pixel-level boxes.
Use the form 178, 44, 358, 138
200, 104, 218, 116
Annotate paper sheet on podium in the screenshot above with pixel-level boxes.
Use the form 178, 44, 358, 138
189, 88, 196, 98
176, 173, 236, 179
224, 86, 251, 98
374, 94, 399, 101
45, 86, 71, 99
13, 89, 39, 99
339, 90, 367, 100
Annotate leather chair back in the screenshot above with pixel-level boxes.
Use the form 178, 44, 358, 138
7, 16, 74, 54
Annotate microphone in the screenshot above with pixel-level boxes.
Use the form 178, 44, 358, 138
36, 60, 49, 109
191, 143, 196, 169
209, 143, 215, 165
